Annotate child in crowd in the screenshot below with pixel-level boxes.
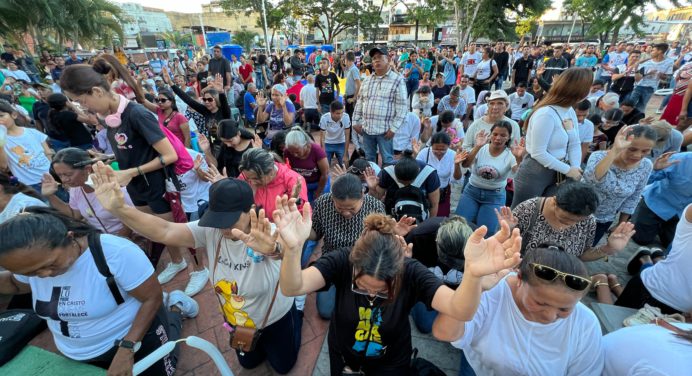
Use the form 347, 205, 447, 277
319, 101, 351, 167
412, 85, 433, 117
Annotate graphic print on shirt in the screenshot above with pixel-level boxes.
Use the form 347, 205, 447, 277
215, 280, 256, 328
352, 306, 384, 357
476, 164, 500, 181
35, 286, 86, 337
114, 132, 129, 149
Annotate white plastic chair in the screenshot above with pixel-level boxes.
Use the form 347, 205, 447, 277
133, 336, 234, 376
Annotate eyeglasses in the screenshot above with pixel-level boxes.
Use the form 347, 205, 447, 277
202, 97, 215, 103
530, 263, 591, 291
351, 268, 389, 300
155, 98, 169, 103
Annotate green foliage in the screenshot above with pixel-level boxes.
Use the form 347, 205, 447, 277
233, 30, 259, 51
161, 31, 193, 48
284, 0, 382, 43
470, 0, 550, 41
0, 0, 124, 50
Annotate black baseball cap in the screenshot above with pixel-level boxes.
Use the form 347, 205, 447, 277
369, 46, 389, 58
199, 179, 255, 229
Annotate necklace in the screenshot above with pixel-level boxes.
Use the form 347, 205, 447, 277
366, 295, 377, 307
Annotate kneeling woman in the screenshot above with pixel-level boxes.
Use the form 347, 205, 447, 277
0, 207, 197, 376
274, 197, 521, 375
433, 245, 604, 375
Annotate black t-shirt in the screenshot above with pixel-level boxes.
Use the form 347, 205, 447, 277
33, 101, 59, 139
622, 109, 645, 125
107, 102, 167, 199
208, 57, 232, 87
197, 70, 209, 90
512, 57, 533, 85
215, 143, 252, 178
52, 111, 93, 146
313, 249, 442, 370
315, 72, 340, 105
431, 84, 450, 100
495, 51, 509, 74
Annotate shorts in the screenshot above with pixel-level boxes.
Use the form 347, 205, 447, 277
126, 170, 171, 214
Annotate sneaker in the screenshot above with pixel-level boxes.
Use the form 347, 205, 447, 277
184, 268, 209, 296
168, 290, 199, 318
157, 259, 188, 285
623, 304, 662, 326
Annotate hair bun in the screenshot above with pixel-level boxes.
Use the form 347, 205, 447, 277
363, 214, 396, 235
92, 59, 112, 75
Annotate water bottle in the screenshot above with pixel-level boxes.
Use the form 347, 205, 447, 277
190, 131, 200, 152
0, 125, 6, 148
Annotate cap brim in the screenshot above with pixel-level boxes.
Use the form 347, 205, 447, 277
369, 48, 386, 57
198, 209, 243, 229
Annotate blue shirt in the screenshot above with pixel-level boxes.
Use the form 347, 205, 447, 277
442, 60, 457, 86
243, 91, 257, 121
575, 55, 598, 68
643, 152, 692, 220
405, 59, 423, 81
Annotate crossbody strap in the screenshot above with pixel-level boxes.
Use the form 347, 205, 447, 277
81, 188, 109, 234
212, 236, 280, 330
88, 233, 124, 305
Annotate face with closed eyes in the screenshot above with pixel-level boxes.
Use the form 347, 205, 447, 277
513, 275, 585, 324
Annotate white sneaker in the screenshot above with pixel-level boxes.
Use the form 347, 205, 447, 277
623, 304, 662, 326
184, 268, 209, 296
168, 290, 199, 318
157, 259, 188, 285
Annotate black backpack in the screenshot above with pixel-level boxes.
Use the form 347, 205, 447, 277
384, 164, 435, 223
235, 89, 247, 114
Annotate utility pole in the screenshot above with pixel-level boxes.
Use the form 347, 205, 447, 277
261, 0, 271, 53
199, 14, 207, 49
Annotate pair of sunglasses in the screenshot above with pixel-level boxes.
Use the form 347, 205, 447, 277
202, 97, 215, 103
154, 98, 169, 103
530, 263, 591, 291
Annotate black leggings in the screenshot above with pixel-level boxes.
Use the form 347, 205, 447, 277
85, 307, 182, 376
614, 274, 681, 315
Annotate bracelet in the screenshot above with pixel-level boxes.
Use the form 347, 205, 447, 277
136, 166, 144, 176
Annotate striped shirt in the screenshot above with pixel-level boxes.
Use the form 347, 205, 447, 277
353, 68, 408, 135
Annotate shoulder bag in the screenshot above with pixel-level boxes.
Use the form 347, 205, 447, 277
212, 236, 280, 355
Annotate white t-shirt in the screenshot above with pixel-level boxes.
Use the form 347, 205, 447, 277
0, 192, 46, 223
508, 92, 534, 120
636, 58, 675, 89
603, 323, 692, 376
462, 52, 483, 76
602, 51, 629, 77
459, 86, 476, 105
641, 204, 692, 313
69, 187, 133, 234
300, 85, 318, 109
3, 127, 51, 185
463, 116, 522, 151
469, 145, 517, 190
176, 149, 212, 213
417, 147, 456, 188
319, 112, 351, 144
393, 112, 421, 152
475, 59, 497, 80
578, 119, 595, 144
14, 234, 154, 360
451, 275, 604, 376
188, 221, 294, 328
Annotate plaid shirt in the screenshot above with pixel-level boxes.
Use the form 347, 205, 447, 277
353, 69, 408, 135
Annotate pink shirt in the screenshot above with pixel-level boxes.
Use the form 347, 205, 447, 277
284, 143, 327, 184
238, 162, 308, 220
157, 109, 188, 145
69, 187, 134, 233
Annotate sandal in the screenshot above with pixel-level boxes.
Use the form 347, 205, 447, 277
650, 247, 665, 261
592, 281, 609, 291
627, 247, 651, 275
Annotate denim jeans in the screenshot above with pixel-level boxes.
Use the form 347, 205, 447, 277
659, 78, 675, 110
406, 78, 420, 99
493, 74, 506, 90
627, 86, 655, 113
456, 183, 506, 235
632, 199, 679, 248
316, 285, 336, 320
593, 221, 613, 246
306, 176, 330, 203
363, 133, 394, 165
410, 301, 437, 334
325, 142, 346, 166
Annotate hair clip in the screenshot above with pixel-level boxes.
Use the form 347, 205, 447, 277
9, 176, 19, 186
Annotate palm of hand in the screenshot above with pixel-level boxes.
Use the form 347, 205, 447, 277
464, 237, 511, 278
276, 210, 310, 249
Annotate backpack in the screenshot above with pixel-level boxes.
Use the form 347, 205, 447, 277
235, 89, 246, 113
384, 164, 435, 223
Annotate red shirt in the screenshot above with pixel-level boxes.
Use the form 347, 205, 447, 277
239, 63, 253, 83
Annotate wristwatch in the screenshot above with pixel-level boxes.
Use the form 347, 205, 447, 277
115, 338, 142, 353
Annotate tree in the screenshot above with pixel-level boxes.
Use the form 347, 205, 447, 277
286, 0, 382, 44
564, 0, 682, 47
470, 0, 550, 42
161, 31, 192, 48
404, 0, 447, 44
218, 0, 283, 51
233, 30, 258, 51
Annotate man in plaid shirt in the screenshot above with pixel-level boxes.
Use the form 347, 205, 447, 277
353, 46, 408, 165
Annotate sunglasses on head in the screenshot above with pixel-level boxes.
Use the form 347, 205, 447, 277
155, 98, 169, 103
202, 97, 215, 103
530, 263, 591, 291
347, 166, 363, 175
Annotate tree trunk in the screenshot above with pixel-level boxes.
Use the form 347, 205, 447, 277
461, 0, 482, 48
610, 27, 620, 46
414, 18, 419, 45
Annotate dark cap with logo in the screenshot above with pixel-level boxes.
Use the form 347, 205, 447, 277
198, 179, 255, 229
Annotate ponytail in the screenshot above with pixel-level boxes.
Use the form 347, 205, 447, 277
0, 173, 42, 201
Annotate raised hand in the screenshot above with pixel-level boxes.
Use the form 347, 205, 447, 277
91, 161, 127, 212
41, 173, 60, 196
454, 149, 468, 165
332, 164, 348, 179
256, 91, 267, 107
475, 129, 488, 146
511, 137, 525, 159
411, 137, 421, 156
200, 163, 227, 184
494, 206, 518, 229
193, 154, 205, 171
272, 195, 312, 250
197, 134, 211, 153
290, 179, 302, 199
612, 125, 633, 152
251, 133, 263, 149
653, 151, 680, 171
394, 215, 417, 237
463, 220, 522, 278
212, 73, 224, 91
230, 206, 279, 255
605, 221, 636, 253
363, 166, 379, 190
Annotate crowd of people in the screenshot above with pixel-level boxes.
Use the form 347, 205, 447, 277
0, 37, 690, 376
